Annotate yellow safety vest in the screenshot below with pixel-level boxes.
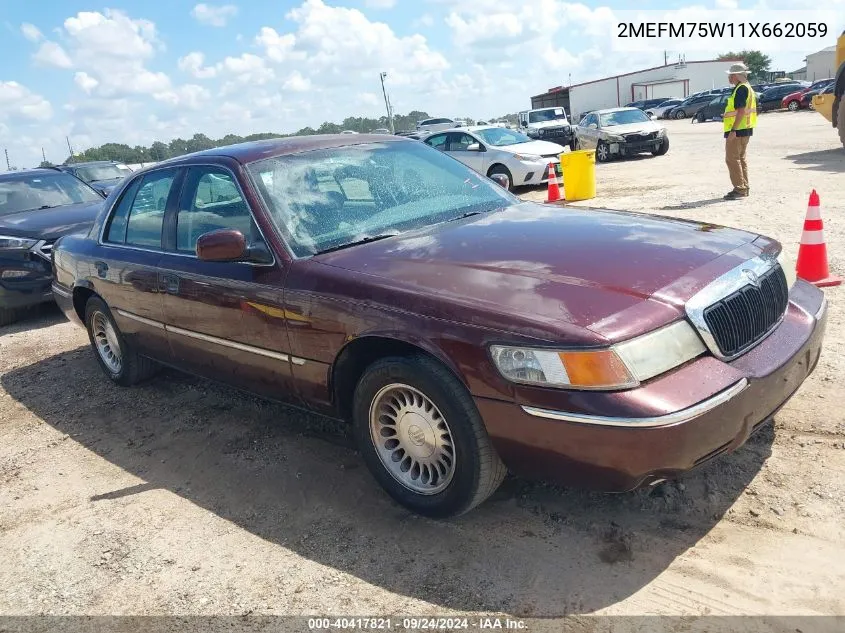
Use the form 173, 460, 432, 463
723, 82, 757, 133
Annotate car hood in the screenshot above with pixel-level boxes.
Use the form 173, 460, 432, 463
499, 140, 567, 155
0, 200, 103, 240
315, 203, 764, 342
528, 119, 570, 129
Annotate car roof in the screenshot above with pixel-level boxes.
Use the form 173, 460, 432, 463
150, 134, 409, 166
0, 168, 64, 181
590, 107, 641, 114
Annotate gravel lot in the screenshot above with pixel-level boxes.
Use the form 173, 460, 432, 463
1, 111, 843, 627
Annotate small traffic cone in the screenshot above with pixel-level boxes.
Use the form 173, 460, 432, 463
545, 162, 562, 203
795, 190, 841, 288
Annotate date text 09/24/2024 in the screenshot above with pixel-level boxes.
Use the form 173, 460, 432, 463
307, 618, 526, 630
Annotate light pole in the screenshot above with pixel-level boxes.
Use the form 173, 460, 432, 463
379, 71, 395, 134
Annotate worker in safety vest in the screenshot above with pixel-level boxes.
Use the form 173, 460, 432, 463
722, 62, 758, 200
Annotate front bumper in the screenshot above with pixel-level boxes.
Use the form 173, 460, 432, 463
0, 253, 53, 311
475, 281, 828, 491
610, 137, 664, 156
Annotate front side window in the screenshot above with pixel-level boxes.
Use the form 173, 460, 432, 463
104, 177, 143, 244
448, 133, 477, 151
124, 169, 177, 249
247, 141, 517, 257
0, 172, 102, 216
176, 167, 256, 253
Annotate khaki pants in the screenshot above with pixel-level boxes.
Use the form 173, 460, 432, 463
725, 134, 750, 193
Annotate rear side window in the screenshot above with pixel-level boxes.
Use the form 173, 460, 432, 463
124, 169, 177, 249
104, 177, 142, 244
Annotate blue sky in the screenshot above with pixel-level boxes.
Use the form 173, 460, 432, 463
0, 0, 840, 167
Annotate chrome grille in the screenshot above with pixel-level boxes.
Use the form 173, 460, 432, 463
702, 265, 789, 357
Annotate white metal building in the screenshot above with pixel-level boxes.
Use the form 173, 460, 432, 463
805, 46, 837, 81
531, 58, 739, 121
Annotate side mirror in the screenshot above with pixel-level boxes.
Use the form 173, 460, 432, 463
196, 229, 247, 262
489, 173, 510, 190
588, 123, 598, 129
466, 143, 481, 152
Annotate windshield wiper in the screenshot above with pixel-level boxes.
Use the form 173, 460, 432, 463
316, 231, 402, 254
37, 205, 59, 210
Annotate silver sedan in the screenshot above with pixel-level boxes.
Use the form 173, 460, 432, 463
422, 126, 567, 190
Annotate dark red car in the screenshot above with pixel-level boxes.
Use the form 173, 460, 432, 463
51, 135, 828, 517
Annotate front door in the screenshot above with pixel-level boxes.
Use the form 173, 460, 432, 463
157, 163, 297, 403
94, 167, 183, 362
579, 114, 599, 149
446, 132, 486, 173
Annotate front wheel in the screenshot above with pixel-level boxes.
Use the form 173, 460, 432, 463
652, 136, 669, 156
0, 307, 22, 327
486, 165, 513, 191
353, 355, 507, 518
85, 296, 158, 386
596, 140, 611, 162
787, 100, 799, 112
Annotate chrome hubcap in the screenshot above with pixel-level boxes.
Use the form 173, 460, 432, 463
92, 311, 122, 374
369, 384, 455, 495
598, 145, 608, 160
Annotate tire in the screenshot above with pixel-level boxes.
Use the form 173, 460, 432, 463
84, 296, 158, 387
695, 111, 705, 123
0, 307, 21, 327
652, 136, 669, 156
838, 97, 845, 149
674, 109, 686, 119
596, 140, 611, 162
486, 164, 513, 191
787, 100, 799, 112
352, 355, 507, 518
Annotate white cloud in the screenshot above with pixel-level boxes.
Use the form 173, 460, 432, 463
20, 23, 43, 42
33, 41, 73, 68
153, 84, 211, 110
365, 0, 396, 8
74, 72, 99, 94
191, 3, 239, 27
178, 51, 218, 78
255, 27, 297, 63
283, 70, 311, 92
413, 14, 435, 28
715, 0, 739, 8
0, 81, 53, 121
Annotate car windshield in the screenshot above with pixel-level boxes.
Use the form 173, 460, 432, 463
0, 172, 102, 216
247, 141, 517, 257
528, 108, 566, 123
74, 164, 132, 182
473, 127, 532, 146
599, 109, 650, 127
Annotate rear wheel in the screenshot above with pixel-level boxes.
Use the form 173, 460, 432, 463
84, 296, 158, 386
353, 355, 506, 518
674, 109, 686, 119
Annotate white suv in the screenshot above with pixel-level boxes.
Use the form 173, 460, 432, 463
416, 118, 462, 134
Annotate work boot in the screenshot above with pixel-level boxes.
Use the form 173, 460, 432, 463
724, 189, 742, 200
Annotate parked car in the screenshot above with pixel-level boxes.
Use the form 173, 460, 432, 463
51, 134, 827, 517
516, 107, 575, 148
666, 93, 718, 119
340, 130, 359, 135
416, 118, 459, 134
758, 84, 809, 112
625, 98, 671, 111
423, 126, 565, 190
371, 128, 391, 135
645, 99, 683, 119
782, 83, 831, 111
575, 108, 669, 162
693, 94, 730, 123
58, 161, 133, 196
0, 168, 104, 326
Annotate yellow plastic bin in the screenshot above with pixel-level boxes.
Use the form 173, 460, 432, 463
559, 149, 596, 201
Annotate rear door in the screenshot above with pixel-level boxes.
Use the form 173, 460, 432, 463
94, 167, 182, 361
157, 162, 298, 402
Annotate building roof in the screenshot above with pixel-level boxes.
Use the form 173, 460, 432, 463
532, 58, 739, 99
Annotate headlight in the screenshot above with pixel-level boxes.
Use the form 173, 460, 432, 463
0, 235, 38, 251
657, 128, 666, 137
513, 153, 543, 162
777, 249, 797, 289
606, 134, 625, 143
490, 320, 706, 390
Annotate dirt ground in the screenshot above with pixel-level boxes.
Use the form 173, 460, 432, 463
1, 111, 844, 627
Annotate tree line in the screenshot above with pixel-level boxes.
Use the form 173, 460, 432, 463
52, 110, 518, 166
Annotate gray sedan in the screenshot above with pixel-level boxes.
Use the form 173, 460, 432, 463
574, 108, 670, 162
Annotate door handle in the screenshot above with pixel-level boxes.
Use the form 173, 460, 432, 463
95, 261, 108, 278
160, 273, 180, 295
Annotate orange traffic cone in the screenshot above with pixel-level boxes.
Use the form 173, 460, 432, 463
796, 190, 841, 288
545, 162, 562, 203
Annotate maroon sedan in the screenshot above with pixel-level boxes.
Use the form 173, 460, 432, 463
51, 135, 828, 517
